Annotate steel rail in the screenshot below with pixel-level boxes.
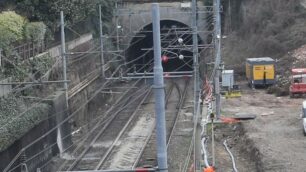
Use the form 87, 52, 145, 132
131, 80, 176, 169
57, 80, 143, 171
133, 78, 190, 169
132, 120, 156, 169
166, 78, 190, 148
165, 81, 175, 109
65, 85, 150, 171
94, 88, 152, 170
35, 80, 150, 171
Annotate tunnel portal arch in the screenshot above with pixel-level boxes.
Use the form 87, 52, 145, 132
126, 19, 203, 72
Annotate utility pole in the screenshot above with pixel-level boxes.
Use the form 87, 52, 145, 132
99, 5, 105, 78
192, 0, 199, 117
211, 116, 216, 166
214, 0, 222, 119
60, 11, 69, 109
152, 3, 168, 172
228, 0, 232, 33
192, 0, 201, 171
0, 48, 2, 67
115, 0, 120, 52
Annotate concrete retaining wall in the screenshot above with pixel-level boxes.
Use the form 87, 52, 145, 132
48, 33, 93, 58
0, 34, 95, 172
0, 33, 93, 98
0, 91, 69, 172
0, 77, 12, 97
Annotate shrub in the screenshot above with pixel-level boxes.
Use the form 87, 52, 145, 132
24, 22, 46, 46
0, 11, 27, 54
3, 53, 54, 81
0, 95, 50, 151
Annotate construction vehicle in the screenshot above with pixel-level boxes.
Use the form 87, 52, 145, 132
246, 57, 276, 88
289, 68, 306, 97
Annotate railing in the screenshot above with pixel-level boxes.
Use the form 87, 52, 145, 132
12, 42, 46, 60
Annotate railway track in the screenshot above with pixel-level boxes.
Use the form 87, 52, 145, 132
92, 78, 190, 171
58, 77, 190, 171
57, 80, 151, 171
135, 78, 191, 169
93, 79, 176, 170
93, 88, 152, 170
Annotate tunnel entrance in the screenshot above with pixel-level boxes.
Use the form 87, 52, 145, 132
127, 20, 202, 73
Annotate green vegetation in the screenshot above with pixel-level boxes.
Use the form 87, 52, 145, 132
223, 0, 306, 75
0, 11, 48, 58
0, 11, 26, 41
3, 53, 54, 81
13, 0, 114, 33
0, 95, 50, 151
0, 0, 113, 153
24, 22, 46, 45
0, 11, 27, 54
0, 0, 114, 54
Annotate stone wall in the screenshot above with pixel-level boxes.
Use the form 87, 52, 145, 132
0, 92, 68, 172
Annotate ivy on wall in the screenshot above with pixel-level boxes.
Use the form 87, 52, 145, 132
0, 95, 50, 151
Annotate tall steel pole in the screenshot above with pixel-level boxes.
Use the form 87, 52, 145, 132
192, 0, 199, 117
0, 48, 2, 67
214, 0, 221, 119
60, 11, 69, 108
99, 5, 105, 78
192, 0, 201, 171
115, 1, 120, 51
152, 4, 168, 172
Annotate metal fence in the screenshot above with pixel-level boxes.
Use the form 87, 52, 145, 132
12, 42, 46, 60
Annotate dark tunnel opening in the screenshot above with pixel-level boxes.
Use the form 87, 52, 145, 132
126, 20, 202, 73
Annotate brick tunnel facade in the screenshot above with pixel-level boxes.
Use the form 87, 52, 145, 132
116, 1, 208, 72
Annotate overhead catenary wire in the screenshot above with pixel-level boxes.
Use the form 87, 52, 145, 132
3, 55, 61, 93
3, 52, 156, 172
55, 10, 203, 171
2, 5, 130, 170
0, 41, 105, 143
0, 58, 68, 130
56, 80, 146, 171
44, 59, 156, 171
2, 38, 99, 92
3, 67, 119, 171
3, 4, 216, 171
8, 82, 150, 172
1, 50, 112, 134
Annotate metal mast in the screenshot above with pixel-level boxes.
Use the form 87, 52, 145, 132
192, 0, 199, 117
214, 0, 222, 118
99, 5, 105, 78
60, 11, 69, 109
152, 3, 168, 172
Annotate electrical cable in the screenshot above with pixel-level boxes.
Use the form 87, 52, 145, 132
3, 54, 155, 171
4, 7, 216, 171
1, 40, 112, 130
13, 60, 155, 169
223, 140, 238, 172
8, 84, 150, 172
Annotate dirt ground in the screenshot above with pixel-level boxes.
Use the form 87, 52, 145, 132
222, 82, 306, 172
